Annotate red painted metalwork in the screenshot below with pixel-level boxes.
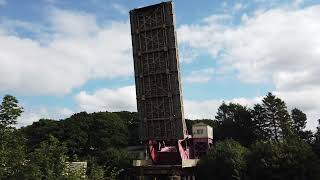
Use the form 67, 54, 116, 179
148, 140, 158, 162
192, 138, 213, 159
178, 135, 192, 160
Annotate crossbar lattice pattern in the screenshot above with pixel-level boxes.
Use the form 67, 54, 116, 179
130, 2, 186, 140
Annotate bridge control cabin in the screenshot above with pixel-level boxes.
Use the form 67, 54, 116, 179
191, 123, 213, 158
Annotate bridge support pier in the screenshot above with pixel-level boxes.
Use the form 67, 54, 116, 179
128, 165, 195, 180
168, 176, 181, 180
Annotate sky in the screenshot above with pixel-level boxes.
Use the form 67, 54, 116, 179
0, 0, 319, 130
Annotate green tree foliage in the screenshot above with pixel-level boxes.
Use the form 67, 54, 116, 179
248, 139, 320, 180
197, 139, 249, 180
22, 119, 62, 151
196, 93, 319, 180
0, 95, 24, 127
21, 111, 132, 179
314, 119, 320, 157
0, 128, 26, 179
291, 108, 307, 131
253, 92, 293, 141
2, 93, 319, 180
1, 95, 134, 179
0, 95, 26, 179
299, 130, 314, 144
316, 119, 320, 139
215, 103, 257, 146
26, 136, 68, 180
252, 104, 269, 140
290, 108, 314, 143
87, 163, 105, 180
115, 111, 140, 146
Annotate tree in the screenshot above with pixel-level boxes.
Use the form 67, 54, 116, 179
115, 111, 140, 146
254, 92, 293, 141
252, 104, 269, 140
315, 119, 320, 140
26, 136, 68, 180
291, 108, 307, 132
21, 119, 62, 151
316, 119, 320, 141
0, 95, 24, 127
299, 130, 314, 145
288, 108, 314, 143
0, 128, 27, 179
314, 119, 320, 157
197, 139, 249, 180
216, 102, 257, 146
0, 95, 26, 179
248, 139, 320, 180
87, 163, 105, 180
21, 111, 129, 161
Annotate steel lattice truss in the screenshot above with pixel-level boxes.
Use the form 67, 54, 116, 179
130, 2, 186, 140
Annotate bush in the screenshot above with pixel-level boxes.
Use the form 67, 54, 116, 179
196, 139, 249, 180
248, 139, 320, 180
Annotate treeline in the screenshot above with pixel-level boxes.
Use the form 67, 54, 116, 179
1, 93, 320, 179
0, 95, 139, 179
194, 93, 320, 180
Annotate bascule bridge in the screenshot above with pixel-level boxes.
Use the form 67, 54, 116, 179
127, 1, 213, 179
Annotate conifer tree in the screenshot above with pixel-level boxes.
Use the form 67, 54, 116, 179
254, 92, 292, 141
0, 95, 24, 127
291, 108, 307, 132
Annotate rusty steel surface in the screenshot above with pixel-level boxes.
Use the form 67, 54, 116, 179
130, 1, 186, 140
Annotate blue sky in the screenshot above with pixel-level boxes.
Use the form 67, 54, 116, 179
0, 0, 319, 130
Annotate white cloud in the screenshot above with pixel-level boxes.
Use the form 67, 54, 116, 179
178, 5, 320, 129
233, 3, 246, 11
185, 94, 319, 130
234, 7, 320, 85
72, 83, 318, 130
221, 1, 228, 8
184, 68, 215, 83
254, 0, 281, 7
203, 14, 232, 24
58, 107, 74, 116
112, 3, 128, 15
73, 85, 260, 124
17, 106, 73, 127
293, 0, 304, 7
49, 9, 100, 37
230, 97, 262, 107
0, 0, 6, 6
274, 88, 320, 130
75, 85, 136, 112
184, 97, 261, 120
184, 99, 221, 120
0, 9, 132, 95
179, 44, 199, 63
0, 19, 44, 35
18, 112, 44, 128
178, 5, 320, 84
